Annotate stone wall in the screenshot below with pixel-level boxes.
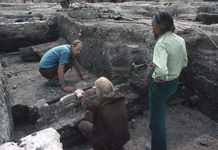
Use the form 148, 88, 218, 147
0, 13, 58, 52
0, 55, 14, 145
54, 9, 218, 119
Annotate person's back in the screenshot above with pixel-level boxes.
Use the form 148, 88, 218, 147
147, 11, 188, 150
75, 77, 131, 150
39, 45, 71, 69
91, 92, 130, 149
154, 31, 187, 81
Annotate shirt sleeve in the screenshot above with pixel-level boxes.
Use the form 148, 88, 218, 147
183, 52, 188, 68
79, 96, 98, 113
153, 44, 169, 80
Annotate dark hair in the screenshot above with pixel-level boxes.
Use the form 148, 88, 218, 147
152, 11, 175, 33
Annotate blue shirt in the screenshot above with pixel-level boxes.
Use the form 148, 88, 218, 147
152, 31, 188, 81
39, 45, 72, 69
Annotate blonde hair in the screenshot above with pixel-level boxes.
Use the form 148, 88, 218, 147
71, 39, 83, 47
95, 77, 114, 97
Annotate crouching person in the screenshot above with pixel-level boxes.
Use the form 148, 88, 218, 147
74, 77, 131, 150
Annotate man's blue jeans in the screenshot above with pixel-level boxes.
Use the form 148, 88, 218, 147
149, 78, 178, 150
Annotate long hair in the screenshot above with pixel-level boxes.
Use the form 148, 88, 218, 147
95, 77, 114, 97
152, 11, 175, 33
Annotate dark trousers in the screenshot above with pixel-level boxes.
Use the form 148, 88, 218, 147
78, 120, 93, 141
149, 78, 178, 150
39, 57, 74, 79
78, 121, 124, 150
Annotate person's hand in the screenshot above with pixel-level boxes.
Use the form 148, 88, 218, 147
74, 89, 84, 97
92, 86, 96, 89
154, 78, 165, 83
63, 86, 73, 92
81, 75, 90, 80
148, 62, 155, 70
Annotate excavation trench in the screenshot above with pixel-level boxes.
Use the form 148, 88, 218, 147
1, 2, 218, 149
1, 10, 145, 148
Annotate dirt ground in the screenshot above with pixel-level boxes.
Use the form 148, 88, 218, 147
2, 51, 218, 150
69, 104, 218, 150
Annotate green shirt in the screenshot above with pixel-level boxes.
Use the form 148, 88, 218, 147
152, 31, 188, 81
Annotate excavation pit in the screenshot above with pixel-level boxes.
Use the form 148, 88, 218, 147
1, 1, 218, 150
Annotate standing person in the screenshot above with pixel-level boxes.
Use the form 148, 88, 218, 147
146, 11, 188, 150
74, 77, 131, 150
39, 39, 90, 92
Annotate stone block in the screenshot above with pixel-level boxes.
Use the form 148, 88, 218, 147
55, 101, 65, 108
68, 9, 99, 19
127, 45, 140, 53
0, 142, 21, 150
34, 99, 48, 109
20, 128, 62, 150
99, 13, 111, 19
55, 109, 71, 120
35, 117, 47, 128
60, 93, 76, 102
195, 13, 218, 25
183, 26, 192, 34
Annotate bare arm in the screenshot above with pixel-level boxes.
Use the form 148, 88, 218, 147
58, 64, 73, 92
74, 60, 90, 80
148, 61, 155, 70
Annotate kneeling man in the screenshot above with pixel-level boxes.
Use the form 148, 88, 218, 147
39, 39, 90, 92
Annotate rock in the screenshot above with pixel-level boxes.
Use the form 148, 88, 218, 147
19, 128, 62, 150
189, 95, 199, 105
6, 73, 12, 77
0, 142, 21, 150
168, 98, 187, 106
0, 128, 62, 150
68, 9, 99, 19
183, 26, 192, 34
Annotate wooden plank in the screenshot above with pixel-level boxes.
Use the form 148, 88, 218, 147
31, 37, 68, 58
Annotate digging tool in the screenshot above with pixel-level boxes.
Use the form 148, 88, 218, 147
6, 69, 32, 77
132, 63, 147, 69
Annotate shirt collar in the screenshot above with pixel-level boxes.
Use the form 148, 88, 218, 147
162, 31, 173, 37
